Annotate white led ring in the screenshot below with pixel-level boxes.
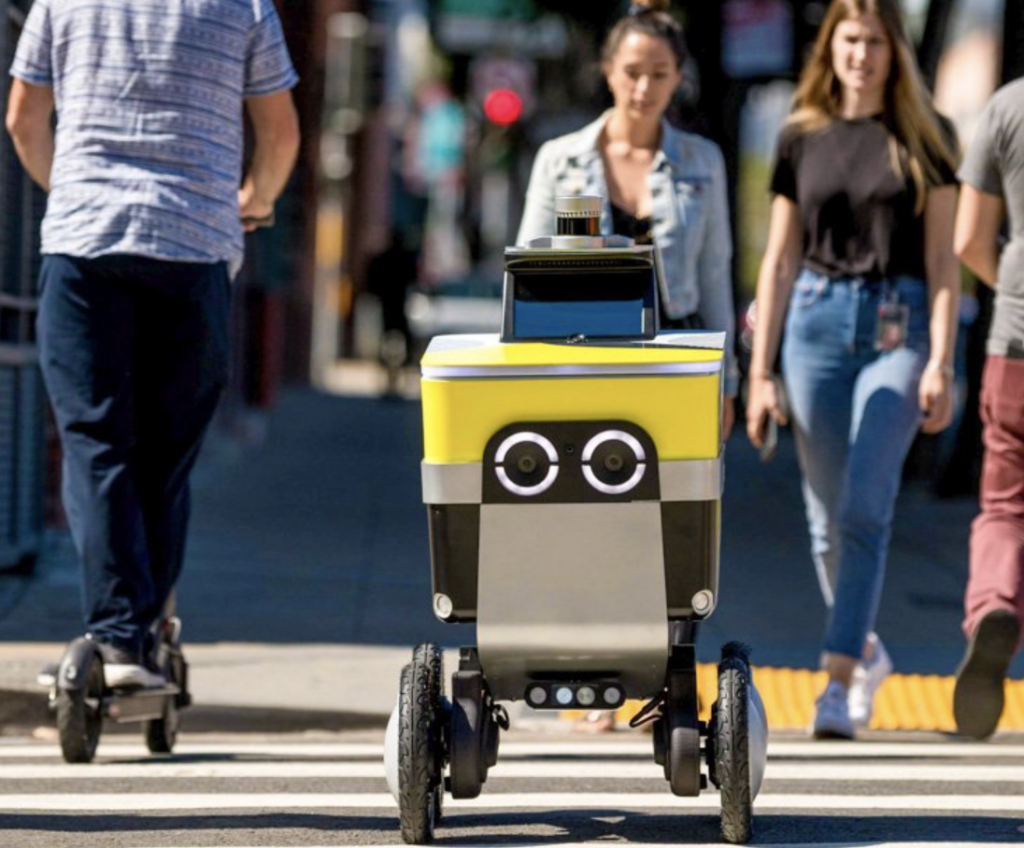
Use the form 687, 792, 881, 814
494, 432, 559, 496
582, 430, 646, 495
495, 431, 559, 463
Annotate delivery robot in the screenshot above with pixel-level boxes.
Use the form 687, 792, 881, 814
384, 196, 768, 844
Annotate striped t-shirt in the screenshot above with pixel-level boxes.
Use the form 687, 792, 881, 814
10, 0, 298, 275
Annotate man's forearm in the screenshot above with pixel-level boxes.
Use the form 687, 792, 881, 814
12, 127, 55, 191
5, 78, 56, 190
244, 132, 299, 207
959, 243, 1000, 288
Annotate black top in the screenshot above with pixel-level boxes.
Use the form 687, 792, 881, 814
770, 116, 958, 280
609, 201, 702, 329
610, 202, 654, 246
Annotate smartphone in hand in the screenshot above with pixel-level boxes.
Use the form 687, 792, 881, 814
760, 413, 778, 463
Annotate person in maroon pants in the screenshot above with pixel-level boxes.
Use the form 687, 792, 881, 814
952, 78, 1024, 739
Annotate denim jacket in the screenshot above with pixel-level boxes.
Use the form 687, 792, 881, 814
517, 111, 737, 394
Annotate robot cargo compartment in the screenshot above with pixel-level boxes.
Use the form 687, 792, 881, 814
427, 499, 719, 623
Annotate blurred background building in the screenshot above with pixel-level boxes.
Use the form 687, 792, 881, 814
1, 0, 1022, 574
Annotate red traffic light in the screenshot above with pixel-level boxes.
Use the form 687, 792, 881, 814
483, 88, 523, 126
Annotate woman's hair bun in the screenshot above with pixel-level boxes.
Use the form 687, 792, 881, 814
631, 0, 671, 12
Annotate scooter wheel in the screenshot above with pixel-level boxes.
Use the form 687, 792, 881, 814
144, 698, 180, 754
57, 658, 104, 764
144, 644, 185, 754
399, 643, 444, 844
715, 644, 753, 845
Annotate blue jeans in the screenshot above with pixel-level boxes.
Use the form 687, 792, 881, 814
781, 269, 929, 659
37, 255, 230, 658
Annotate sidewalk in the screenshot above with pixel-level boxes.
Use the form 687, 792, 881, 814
1, 380, 1015, 734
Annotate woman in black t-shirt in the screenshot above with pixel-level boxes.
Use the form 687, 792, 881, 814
746, 0, 960, 740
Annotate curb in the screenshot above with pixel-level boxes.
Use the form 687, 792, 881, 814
0, 689, 388, 737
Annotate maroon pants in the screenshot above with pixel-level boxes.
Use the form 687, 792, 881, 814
965, 355, 1024, 645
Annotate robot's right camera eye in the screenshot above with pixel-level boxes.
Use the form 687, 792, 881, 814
581, 430, 647, 495
495, 432, 559, 496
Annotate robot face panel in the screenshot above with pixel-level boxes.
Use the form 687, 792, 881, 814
483, 421, 659, 504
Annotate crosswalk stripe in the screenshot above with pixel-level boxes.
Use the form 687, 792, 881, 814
1, 760, 1023, 782
104, 845, 1014, 848
2, 740, 1023, 759
1, 792, 1023, 812
128, 845, 1012, 848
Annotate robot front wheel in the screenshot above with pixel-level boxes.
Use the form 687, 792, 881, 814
386, 642, 447, 844
706, 643, 769, 845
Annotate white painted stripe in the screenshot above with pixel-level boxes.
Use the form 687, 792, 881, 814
2, 760, 1022, 783
0, 742, 387, 759
766, 741, 1024, 758
422, 362, 721, 380
112, 845, 1005, 848
2, 740, 1024, 760
0, 792, 1022, 812
103, 845, 1011, 848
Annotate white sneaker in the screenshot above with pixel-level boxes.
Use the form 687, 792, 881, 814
103, 663, 166, 690
97, 644, 166, 690
813, 681, 855, 740
848, 635, 892, 729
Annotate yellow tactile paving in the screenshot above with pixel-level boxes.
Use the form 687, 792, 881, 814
562, 664, 1024, 732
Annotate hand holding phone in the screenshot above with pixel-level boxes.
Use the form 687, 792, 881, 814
759, 413, 778, 463
749, 374, 788, 463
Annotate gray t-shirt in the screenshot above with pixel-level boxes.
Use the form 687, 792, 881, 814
959, 78, 1024, 356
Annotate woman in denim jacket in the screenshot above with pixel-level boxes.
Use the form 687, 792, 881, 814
746, 0, 960, 739
517, 0, 738, 435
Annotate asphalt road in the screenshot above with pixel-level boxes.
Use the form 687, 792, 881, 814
2, 727, 1023, 847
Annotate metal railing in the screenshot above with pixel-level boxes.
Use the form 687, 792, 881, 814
0, 0, 47, 572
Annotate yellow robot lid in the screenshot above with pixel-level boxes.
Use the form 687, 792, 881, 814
421, 333, 723, 379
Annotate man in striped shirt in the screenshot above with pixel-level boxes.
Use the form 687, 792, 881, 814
6, 0, 300, 688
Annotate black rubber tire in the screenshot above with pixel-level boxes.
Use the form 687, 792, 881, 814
716, 660, 753, 844
413, 642, 444, 824
144, 698, 179, 754
398, 644, 444, 844
57, 660, 104, 764
144, 640, 185, 754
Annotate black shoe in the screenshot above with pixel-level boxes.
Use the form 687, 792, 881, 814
953, 609, 1021, 739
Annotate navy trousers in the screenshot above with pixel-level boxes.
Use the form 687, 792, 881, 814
37, 255, 230, 657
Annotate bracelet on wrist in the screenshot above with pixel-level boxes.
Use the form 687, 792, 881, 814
926, 361, 954, 378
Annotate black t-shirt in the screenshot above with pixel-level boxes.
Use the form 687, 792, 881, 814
770, 116, 958, 279
610, 202, 654, 245
609, 202, 702, 328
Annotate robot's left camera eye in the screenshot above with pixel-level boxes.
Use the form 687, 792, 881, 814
581, 430, 646, 495
495, 432, 559, 496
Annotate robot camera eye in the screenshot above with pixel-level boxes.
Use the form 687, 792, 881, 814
495, 432, 559, 496
582, 430, 646, 495
517, 455, 538, 474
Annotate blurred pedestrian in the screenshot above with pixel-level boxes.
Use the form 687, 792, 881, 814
951, 78, 1024, 740
367, 232, 419, 395
517, 0, 738, 438
745, 0, 960, 739
5, 0, 300, 688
